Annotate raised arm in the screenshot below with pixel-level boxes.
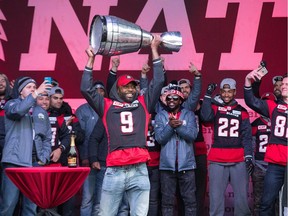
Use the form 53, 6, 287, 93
80, 47, 105, 117
139, 60, 150, 91
244, 69, 269, 117
200, 83, 217, 122
144, 34, 165, 113
106, 56, 120, 96
183, 62, 202, 111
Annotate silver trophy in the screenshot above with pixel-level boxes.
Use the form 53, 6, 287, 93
89, 15, 182, 56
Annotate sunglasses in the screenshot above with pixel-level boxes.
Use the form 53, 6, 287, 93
166, 95, 180, 101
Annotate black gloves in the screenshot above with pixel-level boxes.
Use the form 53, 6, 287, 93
206, 83, 217, 96
245, 157, 254, 176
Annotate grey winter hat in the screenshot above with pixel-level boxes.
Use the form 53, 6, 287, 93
220, 78, 236, 90
48, 86, 64, 97
178, 78, 191, 86
18, 77, 36, 93
161, 86, 169, 95
272, 76, 283, 85
93, 81, 106, 91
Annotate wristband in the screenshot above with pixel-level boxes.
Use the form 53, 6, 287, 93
195, 74, 202, 77
85, 66, 93, 70
109, 70, 117, 75
58, 145, 64, 153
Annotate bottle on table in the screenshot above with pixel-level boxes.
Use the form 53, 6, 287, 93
67, 131, 77, 168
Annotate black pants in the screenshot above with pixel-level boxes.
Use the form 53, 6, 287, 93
195, 155, 207, 216
148, 166, 161, 216
160, 170, 197, 216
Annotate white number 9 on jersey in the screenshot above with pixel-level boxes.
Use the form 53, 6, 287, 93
120, 111, 134, 133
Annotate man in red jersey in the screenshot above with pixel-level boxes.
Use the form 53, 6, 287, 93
200, 78, 253, 216
244, 70, 287, 216
81, 34, 163, 216
36, 92, 70, 166
250, 92, 276, 216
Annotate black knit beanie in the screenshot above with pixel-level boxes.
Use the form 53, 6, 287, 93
17, 77, 36, 93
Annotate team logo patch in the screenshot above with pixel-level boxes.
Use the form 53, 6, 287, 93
182, 120, 187, 126
232, 110, 241, 115
258, 125, 267, 130
218, 107, 227, 111
113, 101, 124, 107
64, 116, 72, 121
277, 104, 287, 111
49, 116, 57, 123
38, 113, 45, 120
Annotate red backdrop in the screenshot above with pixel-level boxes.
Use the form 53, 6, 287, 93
0, 0, 287, 99
0, 1, 287, 215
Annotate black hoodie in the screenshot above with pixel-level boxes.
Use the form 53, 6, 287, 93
81, 58, 164, 166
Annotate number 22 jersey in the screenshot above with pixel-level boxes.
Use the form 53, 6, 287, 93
208, 104, 252, 163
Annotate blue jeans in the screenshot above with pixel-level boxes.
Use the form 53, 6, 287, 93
260, 163, 285, 216
99, 163, 150, 216
80, 166, 106, 216
0, 163, 37, 216
116, 192, 130, 216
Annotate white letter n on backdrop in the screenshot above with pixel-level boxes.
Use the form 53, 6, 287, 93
20, 0, 117, 71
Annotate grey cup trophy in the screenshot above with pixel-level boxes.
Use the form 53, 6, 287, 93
89, 15, 182, 56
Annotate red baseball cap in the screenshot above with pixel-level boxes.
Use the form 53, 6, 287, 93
117, 75, 137, 87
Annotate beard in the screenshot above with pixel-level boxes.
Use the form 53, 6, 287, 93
274, 89, 281, 98
0, 89, 6, 98
166, 102, 182, 112
118, 91, 136, 103
182, 91, 189, 99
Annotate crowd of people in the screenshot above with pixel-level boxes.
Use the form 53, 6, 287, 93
0, 34, 287, 216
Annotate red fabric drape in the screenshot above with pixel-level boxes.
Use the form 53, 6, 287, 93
5, 167, 90, 209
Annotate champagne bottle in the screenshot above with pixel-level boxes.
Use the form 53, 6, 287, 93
67, 131, 77, 168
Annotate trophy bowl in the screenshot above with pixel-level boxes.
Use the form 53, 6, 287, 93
89, 15, 182, 56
